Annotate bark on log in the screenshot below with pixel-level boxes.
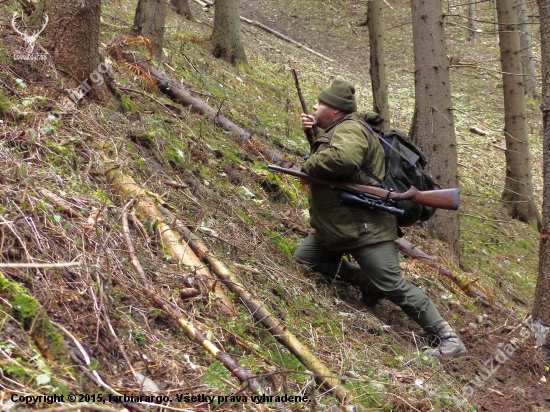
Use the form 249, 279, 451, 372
38, 188, 81, 217
122, 55, 297, 169
395, 238, 517, 318
156, 205, 356, 407
105, 165, 236, 316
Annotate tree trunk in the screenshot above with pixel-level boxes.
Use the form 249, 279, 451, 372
467, 0, 477, 41
534, 0, 550, 364
493, 0, 500, 39
211, 0, 247, 65
496, 0, 542, 230
132, 0, 167, 63
40, 0, 115, 104
409, 0, 460, 260
174, 0, 193, 20
517, 0, 537, 99
367, 0, 390, 131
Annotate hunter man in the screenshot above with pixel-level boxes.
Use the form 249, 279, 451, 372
294, 79, 467, 358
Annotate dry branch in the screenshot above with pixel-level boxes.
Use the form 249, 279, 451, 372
105, 165, 236, 316
192, 0, 213, 7
240, 17, 334, 62
60, 325, 144, 411
395, 238, 517, 317
0, 262, 80, 268
156, 205, 356, 407
37, 188, 80, 217
120, 200, 265, 395
121, 54, 297, 169
165, 180, 189, 190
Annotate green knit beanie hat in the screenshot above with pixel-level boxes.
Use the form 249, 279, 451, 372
317, 79, 357, 113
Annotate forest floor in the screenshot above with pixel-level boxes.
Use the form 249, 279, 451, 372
0, 0, 549, 411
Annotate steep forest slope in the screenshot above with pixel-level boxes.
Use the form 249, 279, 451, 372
0, 0, 549, 411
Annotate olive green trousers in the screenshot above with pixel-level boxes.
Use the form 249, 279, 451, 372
294, 232, 443, 329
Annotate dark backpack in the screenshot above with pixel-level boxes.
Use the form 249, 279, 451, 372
358, 120, 438, 227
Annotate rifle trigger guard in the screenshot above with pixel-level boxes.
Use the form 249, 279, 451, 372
384, 186, 395, 203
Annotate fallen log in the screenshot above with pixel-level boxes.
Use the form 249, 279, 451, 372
122, 54, 297, 169
240, 17, 334, 63
156, 205, 357, 408
395, 238, 517, 318
120, 201, 265, 395
105, 165, 236, 317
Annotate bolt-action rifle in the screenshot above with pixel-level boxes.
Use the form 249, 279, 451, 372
267, 165, 460, 211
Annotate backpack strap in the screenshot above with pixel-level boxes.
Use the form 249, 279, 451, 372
362, 166, 384, 186
352, 119, 388, 188
356, 119, 419, 166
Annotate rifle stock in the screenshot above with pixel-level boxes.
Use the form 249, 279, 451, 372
268, 165, 460, 210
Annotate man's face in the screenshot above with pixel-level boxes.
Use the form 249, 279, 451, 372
313, 101, 339, 129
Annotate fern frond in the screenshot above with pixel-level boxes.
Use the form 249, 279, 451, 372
107, 35, 154, 61
107, 35, 157, 92
122, 61, 157, 92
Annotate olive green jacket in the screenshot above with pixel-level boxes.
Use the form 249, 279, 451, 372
302, 112, 398, 250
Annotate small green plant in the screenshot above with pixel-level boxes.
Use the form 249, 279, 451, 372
15, 78, 27, 89
131, 329, 148, 346
0, 341, 15, 355
89, 359, 101, 371
42, 114, 61, 136
32, 352, 52, 386
93, 189, 109, 203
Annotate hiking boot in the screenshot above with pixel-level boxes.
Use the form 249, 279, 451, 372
423, 321, 468, 358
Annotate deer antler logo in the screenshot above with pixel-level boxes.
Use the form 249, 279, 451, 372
11, 12, 49, 55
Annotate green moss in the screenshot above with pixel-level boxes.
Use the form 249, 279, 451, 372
0, 45, 13, 65
0, 272, 68, 362
270, 347, 306, 381
113, 86, 138, 112
343, 380, 385, 408
201, 361, 232, 392
45, 143, 72, 157
3, 361, 33, 383
10, 292, 40, 326
235, 209, 254, 225
0, 89, 11, 116
1, 350, 70, 393
165, 147, 188, 169
261, 229, 296, 258
216, 146, 242, 164
119, 96, 138, 112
